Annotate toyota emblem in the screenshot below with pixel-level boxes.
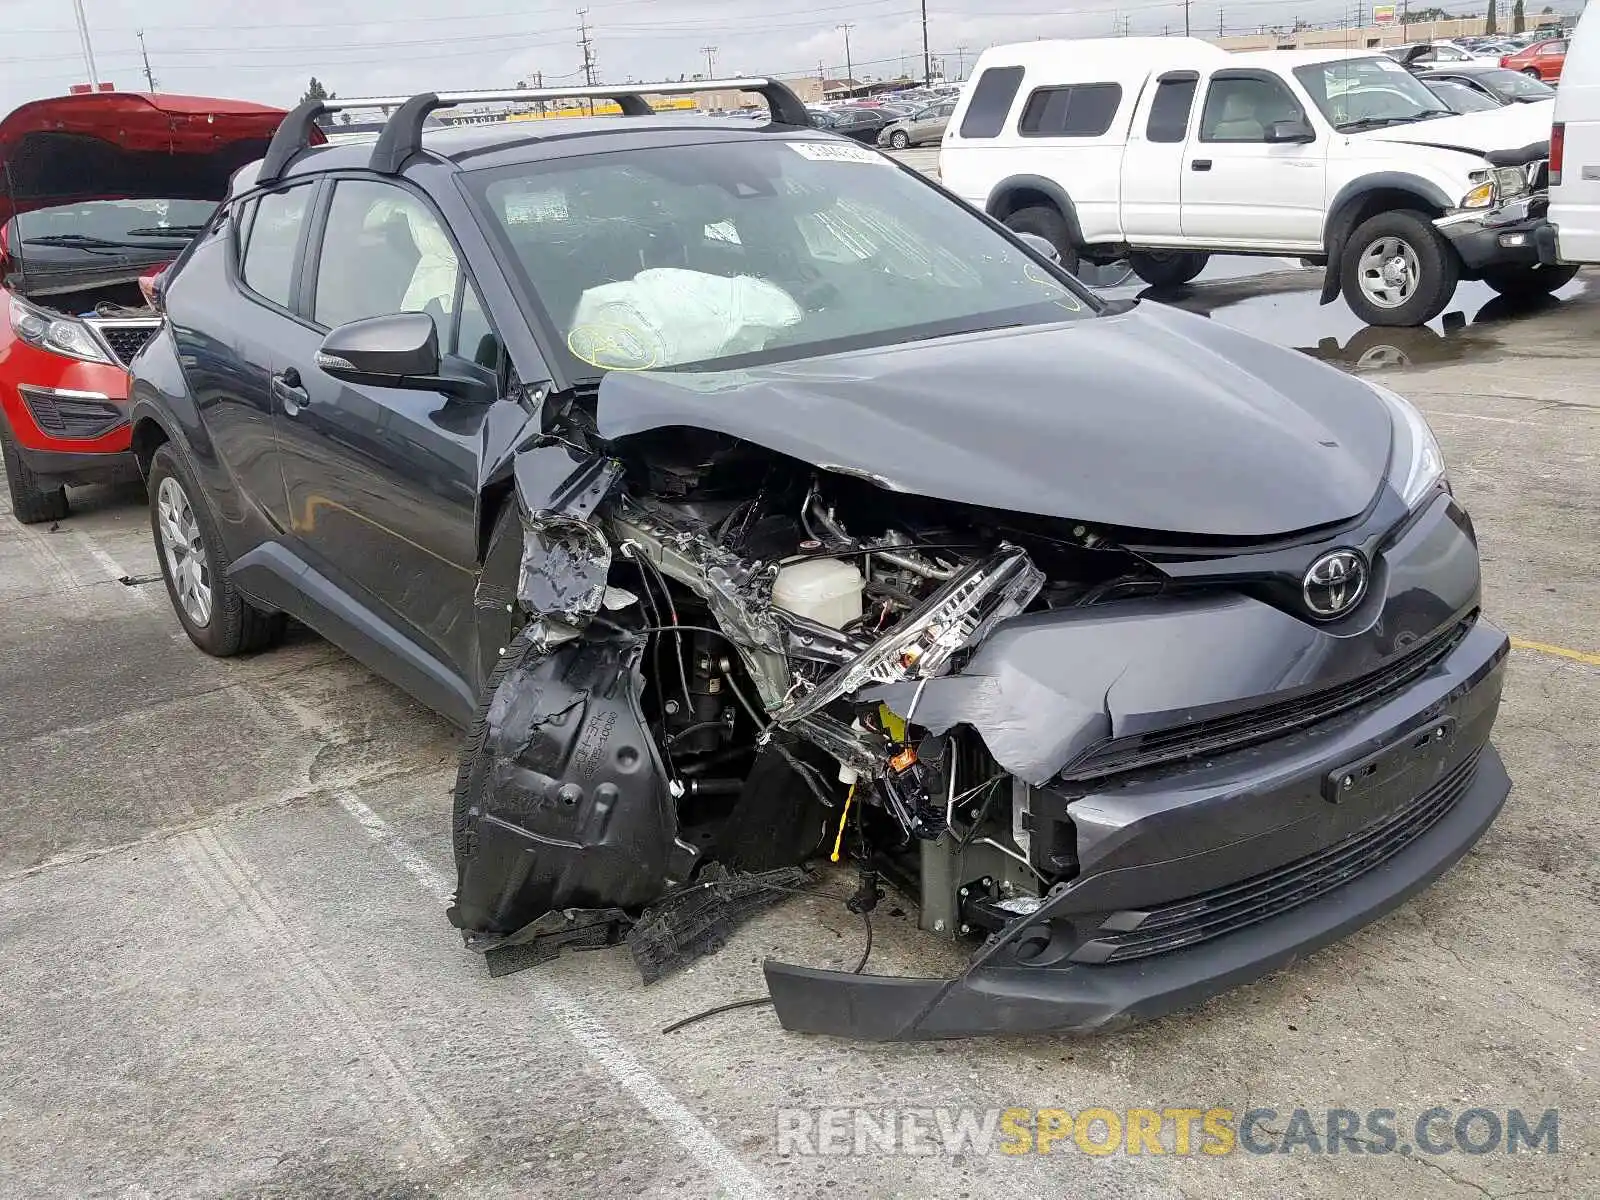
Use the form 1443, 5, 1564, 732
1303, 550, 1368, 619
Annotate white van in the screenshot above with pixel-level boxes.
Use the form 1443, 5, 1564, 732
943, 39, 1563, 326
1544, 4, 1599, 262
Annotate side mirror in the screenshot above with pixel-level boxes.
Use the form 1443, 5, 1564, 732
1265, 118, 1315, 144
317, 312, 441, 384
1014, 231, 1061, 264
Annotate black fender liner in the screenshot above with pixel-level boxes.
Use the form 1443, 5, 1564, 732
1319, 173, 1457, 305
984, 175, 1085, 249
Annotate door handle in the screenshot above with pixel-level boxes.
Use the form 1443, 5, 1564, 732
1191, 158, 1213, 171
271, 368, 309, 416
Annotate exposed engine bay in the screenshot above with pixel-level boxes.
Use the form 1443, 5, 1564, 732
447, 426, 1173, 978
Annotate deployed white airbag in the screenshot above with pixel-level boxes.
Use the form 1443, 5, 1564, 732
570, 268, 801, 369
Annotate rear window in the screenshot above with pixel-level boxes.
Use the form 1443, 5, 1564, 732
1146, 74, 1198, 142
1017, 84, 1123, 137
959, 66, 1025, 138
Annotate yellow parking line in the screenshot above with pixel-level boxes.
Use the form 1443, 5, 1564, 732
1509, 637, 1600, 667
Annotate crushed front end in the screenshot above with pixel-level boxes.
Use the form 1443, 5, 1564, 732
447, 393, 1510, 1040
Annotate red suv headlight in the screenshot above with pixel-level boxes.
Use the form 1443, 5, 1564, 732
7, 295, 114, 365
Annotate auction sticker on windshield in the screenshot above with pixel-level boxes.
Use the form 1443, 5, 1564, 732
788, 141, 889, 164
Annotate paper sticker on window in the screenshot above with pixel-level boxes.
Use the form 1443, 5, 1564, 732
787, 141, 888, 164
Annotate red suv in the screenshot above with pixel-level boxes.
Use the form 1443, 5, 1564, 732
1501, 38, 1568, 82
1, 91, 288, 523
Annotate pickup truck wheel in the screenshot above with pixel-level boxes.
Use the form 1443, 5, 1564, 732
1340, 211, 1459, 327
1003, 205, 1080, 273
0, 423, 70, 525
1481, 263, 1580, 301
1128, 251, 1209, 289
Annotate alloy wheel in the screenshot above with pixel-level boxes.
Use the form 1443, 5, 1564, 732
156, 475, 213, 627
1356, 236, 1421, 310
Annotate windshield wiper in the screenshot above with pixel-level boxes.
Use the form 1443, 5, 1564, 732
1336, 109, 1454, 132
123, 225, 208, 238
22, 234, 129, 251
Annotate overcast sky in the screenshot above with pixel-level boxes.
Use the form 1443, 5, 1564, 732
0, 0, 1578, 114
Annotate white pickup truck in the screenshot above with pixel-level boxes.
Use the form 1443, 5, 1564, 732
941, 38, 1566, 326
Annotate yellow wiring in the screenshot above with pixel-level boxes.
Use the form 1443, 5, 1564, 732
830, 782, 857, 863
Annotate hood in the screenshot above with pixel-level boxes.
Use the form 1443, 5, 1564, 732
0, 92, 291, 228
594, 303, 1395, 539
1363, 100, 1554, 157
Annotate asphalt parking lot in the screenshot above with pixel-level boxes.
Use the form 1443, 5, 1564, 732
2, 261, 1597, 1199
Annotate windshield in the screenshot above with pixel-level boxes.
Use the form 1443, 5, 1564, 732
8, 199, 217, 249
1477, 68, 1556, 100
1293, 57, 1453, 130
466, 138, 1094, 376
1424, 79, 1502, 112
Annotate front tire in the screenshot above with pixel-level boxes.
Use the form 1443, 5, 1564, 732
1128, 250, 1210, 289
1480, 262, 1580, 301
1340, 210, 1459, 327
147, 442, 283, 656
889, 130, 910, 149
0, 424, 69, 525
1002, 205, 1081, 274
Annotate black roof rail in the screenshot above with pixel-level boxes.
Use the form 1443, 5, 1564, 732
258, 94, 412, 184
367, 77, 813, 175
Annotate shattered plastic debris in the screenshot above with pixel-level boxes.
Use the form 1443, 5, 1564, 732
627, 864, 812, 984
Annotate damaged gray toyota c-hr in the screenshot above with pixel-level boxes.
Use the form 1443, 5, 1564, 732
129, 79, 1511, 1041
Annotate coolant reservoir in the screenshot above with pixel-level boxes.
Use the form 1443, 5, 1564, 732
772, 558, 864, 629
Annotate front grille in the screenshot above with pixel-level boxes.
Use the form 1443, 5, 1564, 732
86, 320, 160, 367
16, 386, 127, 440
1075, 750, 1481, 964
1062, 615, 1476, 781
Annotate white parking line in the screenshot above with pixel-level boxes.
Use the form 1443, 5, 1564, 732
331, 788, 777, 1200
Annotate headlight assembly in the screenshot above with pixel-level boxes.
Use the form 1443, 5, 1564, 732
1491, 164, 1530, 199
7, 295, 113, 365
1368, 380, 1445, 509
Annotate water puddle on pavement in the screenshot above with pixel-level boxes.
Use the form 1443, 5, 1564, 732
1090, 258, 1597, 373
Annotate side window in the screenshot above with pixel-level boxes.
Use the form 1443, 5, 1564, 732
1017, 84, 1123, 137
312, 179, 461, 332
959, 66, 1025, 138
1200, 74, 1307, 143
1540, 41, 1566, 55
1145, 74, 1198, 143
454, 281, 500, 369
239, 185, 313, 309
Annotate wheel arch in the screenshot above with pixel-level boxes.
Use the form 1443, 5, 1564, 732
1319, 175, 1456, 305
984, 175, 1085, 248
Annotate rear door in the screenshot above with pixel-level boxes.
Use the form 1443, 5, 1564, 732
1120, 71, 1198, 240
170, 179, 319, 532
271, 175, 505, 686
1180, 68, 1327, 249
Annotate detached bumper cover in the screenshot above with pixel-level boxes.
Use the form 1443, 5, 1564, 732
766, 620, 1510, 1040
1436, 195, 1551, 271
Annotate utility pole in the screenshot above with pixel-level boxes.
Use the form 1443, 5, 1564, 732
1219, 8, 1225, 36
837, 23, 855, 88
701, 45, 717, 79
956, 44, 969, 80
137, 28, 157, 91
920, 0, 931, 86
1185, 0, 1192, 36
577, 9, 596, 114
71, 0, 100, 87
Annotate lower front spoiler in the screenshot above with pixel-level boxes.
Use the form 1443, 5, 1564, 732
14, 443, 140, 487
765, 744, 1509, 1041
